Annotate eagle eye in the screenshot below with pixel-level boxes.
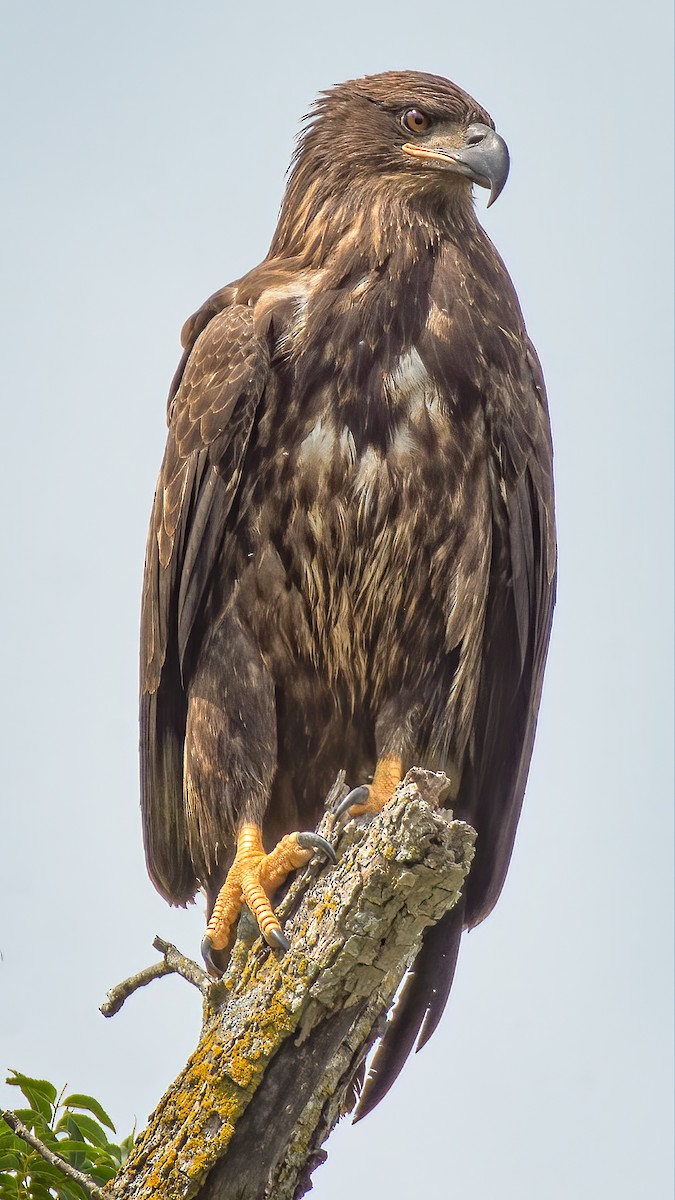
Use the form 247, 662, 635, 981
402, 108, 431, 134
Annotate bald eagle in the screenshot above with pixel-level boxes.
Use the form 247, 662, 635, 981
140, 70, 556, 1114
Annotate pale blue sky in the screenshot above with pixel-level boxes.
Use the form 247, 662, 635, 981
1, 4, 673, 1198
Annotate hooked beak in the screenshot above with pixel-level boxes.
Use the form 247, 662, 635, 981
402, 122, 510, 207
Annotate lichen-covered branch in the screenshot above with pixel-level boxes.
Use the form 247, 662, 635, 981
107, 771, 475, 1200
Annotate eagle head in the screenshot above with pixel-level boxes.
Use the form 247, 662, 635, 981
270, 70, 509, 261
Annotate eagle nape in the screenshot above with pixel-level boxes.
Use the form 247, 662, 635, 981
201, 825, 336, 975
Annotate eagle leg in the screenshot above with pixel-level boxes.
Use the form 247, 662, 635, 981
335, 753, 404, 819
201, 823, 335, 973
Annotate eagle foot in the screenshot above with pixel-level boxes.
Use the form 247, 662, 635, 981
334, 753, 404, 820
202, 824, 335, 975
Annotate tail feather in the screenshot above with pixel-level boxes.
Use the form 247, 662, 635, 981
416, 903, 464, 1051
140, 684, 195, 905
354, 900, 464, 1121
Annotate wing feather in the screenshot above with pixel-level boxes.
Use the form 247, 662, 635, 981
356, 338, 556, 1117
140, 303, 270, 903
465, 339, 556, 925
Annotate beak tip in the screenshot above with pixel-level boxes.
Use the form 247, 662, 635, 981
486, 184, 502, 208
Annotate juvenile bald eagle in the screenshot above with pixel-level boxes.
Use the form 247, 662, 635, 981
140, 70, 556, 1114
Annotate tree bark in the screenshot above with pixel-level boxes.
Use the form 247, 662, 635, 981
108, 771, 475, 1200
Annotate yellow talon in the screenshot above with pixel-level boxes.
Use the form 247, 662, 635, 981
337, 753, 404, 819
203, 824, 335, 968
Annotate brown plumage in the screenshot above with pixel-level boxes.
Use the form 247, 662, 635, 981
140, 70, 556, 1115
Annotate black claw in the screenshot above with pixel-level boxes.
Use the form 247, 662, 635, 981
267, 927, 290, 952
201, 935, 225, 977
334, 785, 369, 819
296, 831, 338, 864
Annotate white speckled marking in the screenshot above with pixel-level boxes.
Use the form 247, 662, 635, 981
384, 349, 444, 417
296, 417, 337, 469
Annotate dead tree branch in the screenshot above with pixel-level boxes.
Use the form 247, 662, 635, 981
105, 770, 475, 1200
101, 938, 213, 1017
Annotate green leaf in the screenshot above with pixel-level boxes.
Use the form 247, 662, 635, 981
60, 1112, 109, 1149
106, 1142, 125, 1167
121, 1128, 135, 1150
5, 1074, 56, 1124
55, 1183, 88, 1200
52, 1137, 92, 1158
9, 1090, 51, 1124
62, 1095, 115, 1134
0, 1130, 25, 1153
61, 1114, 84, 1142
5, 1073, 57, 1107
0, 1151, 24, 1171
25, 1186, 56, 1200
5, 1108, 51, 1138
90, 1161, 118, 1184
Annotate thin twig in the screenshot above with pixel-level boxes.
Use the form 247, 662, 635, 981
100, 937, 211, 1017
152, 936, 211, 993
100, 960, 173, 1017
1, 1109, 106, 1200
